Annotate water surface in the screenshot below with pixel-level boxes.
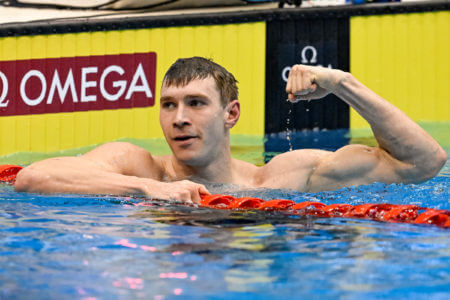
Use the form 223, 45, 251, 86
0, 128, 449, 299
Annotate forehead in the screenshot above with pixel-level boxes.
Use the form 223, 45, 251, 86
160, 77, 220, 100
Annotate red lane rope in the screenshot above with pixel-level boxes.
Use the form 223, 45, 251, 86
1, 165, 448, 227
200, 194, 450, 228
0, 165, 23, 185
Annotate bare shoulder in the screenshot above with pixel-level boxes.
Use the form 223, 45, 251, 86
83, 142, 164, 179
254, 149, 330, 191
83, 142, 149, 158
231, 158, 260, 185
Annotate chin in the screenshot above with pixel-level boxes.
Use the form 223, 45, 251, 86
174, 151, 208, 167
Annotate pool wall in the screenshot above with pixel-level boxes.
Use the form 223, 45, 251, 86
0, 1, 448, 162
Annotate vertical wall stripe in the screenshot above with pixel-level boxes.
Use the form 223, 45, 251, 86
350, 11, 449, 129
265, 17, 349, 134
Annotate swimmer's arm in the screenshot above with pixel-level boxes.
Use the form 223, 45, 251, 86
286, 65, 446, 186
331, 72, 446, 182
14, 142, 158, 195
14, 142, 208, 202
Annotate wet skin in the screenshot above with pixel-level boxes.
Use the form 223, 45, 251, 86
14, 65, 447, 203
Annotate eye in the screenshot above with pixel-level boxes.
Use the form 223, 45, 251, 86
189, 99, 206, 107
162, 101, 176, 109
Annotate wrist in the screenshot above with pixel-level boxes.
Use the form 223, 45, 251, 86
327, 70, 350, 94
135, 177, 165, 197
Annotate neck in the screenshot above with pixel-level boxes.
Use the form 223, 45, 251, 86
170, 139, 234, 184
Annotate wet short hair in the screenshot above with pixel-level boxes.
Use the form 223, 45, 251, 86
163, 57, 238, 107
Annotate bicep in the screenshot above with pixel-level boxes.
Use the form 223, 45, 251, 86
309, 144, 412, 192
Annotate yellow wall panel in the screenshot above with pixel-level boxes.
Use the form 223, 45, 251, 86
31, 35, 47, 59
45, 113, 60, 152
194, 26, 209, 56
16, 36, 31, 60
101, 110, 115, 143
135, 29, 150, 54
105, 31, 121, 56
30, 114, 45, 152
46, 34, 62, 59
61, 34, 76, 57
120, 30, 135, 54
60, 113, 74, 150
74, 112, 89, 147
90, 31, 106, 56
89, 110, 103, 147
75, 32, 92, 56
0, 117, 15, 154
16, 116, 30, 152
132, 107, 149, 139
436, 12, 449, 120
0, 22, 266, 159
350, 11, 449, 129
1, 37, 17, 60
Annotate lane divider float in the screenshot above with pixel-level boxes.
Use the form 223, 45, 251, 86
0, 165, 23, 185
1, 164, 448, 227
200, 194, 450, 227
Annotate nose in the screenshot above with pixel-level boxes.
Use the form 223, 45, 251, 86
173, 104, 190, 129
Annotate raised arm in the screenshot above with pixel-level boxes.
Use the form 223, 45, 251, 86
285, 65, 446, 191
14, 142, 208, 203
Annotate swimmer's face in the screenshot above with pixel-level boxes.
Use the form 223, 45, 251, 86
159, 77, 239, 166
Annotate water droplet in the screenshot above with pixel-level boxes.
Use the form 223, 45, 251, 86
286, 107, 293, 151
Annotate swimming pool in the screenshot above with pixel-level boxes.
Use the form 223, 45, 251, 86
1, 127, 449, 299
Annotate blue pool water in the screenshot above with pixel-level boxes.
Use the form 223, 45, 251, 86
0, 130, 449, 299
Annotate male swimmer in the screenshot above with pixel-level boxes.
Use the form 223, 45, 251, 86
14, 57, 447, 203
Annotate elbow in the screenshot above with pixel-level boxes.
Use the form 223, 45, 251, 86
415, 147, 447, 182
14, 168, 30, 192
434, 147, 448, 174
14, 166, 42, 193
430, 147, 447, 177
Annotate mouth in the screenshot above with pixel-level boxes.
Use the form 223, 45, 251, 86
173, 135, 199, 143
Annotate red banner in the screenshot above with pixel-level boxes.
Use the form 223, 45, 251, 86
0, 52, 156, 116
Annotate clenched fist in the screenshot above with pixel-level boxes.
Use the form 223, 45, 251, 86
286, 64, 346, 102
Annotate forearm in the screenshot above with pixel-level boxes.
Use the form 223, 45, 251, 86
333, 73, 446, 174
14, 157, 146, 196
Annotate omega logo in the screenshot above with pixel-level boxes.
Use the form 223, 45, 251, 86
281, 45, 333, 83
0, 52, 157, 117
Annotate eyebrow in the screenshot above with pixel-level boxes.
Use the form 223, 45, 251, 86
160, 94, 210, 102
160, 96, 174, 102
184, 94, 209, 101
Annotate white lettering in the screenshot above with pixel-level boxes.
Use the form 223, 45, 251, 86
125, 63, 152, 100
301, 46, 318, 64
100, 65, 126, 101
81, 67, 98, 102
47, 69, 78, 104
281, 45, 334, 82
0, 70, 8, 108
20, 70, 46, 106
282, 66, 291, 83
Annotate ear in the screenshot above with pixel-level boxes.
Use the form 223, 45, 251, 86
224, 100, 240, 129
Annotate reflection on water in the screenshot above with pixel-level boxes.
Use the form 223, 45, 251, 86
0, 182, 449, 298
